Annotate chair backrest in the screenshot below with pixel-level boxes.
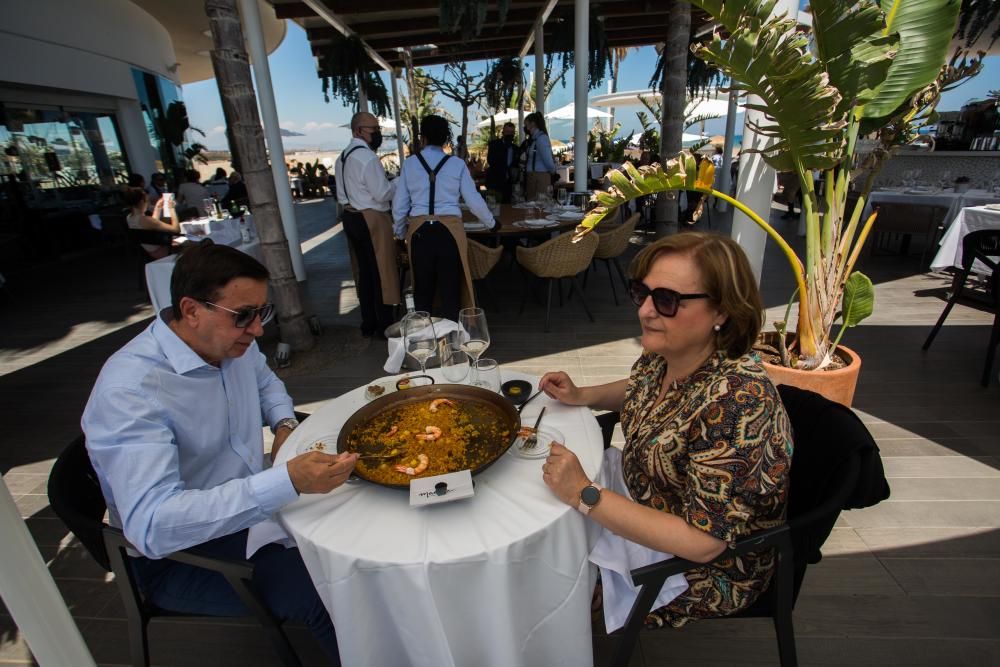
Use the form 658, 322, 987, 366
47, 435, 112, 572
127, 228, 175, 247
595, 213, 640, 259
777, 384, 889, 600
516, 230, 599, 278
871, 202, 936, 234
960, 229, 1000, 275
467, 239, 503, 280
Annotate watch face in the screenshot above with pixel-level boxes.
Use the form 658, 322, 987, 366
581, 485, 601, 506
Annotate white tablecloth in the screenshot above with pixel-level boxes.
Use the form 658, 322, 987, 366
930, 205, 1000, 275
864, 188, 997, 226
273, 369, 605, 667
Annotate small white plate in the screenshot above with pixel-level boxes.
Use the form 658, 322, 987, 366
464, 222, 489, 231
364, 379, 397, 401
297, 432, 341, 456
509, 426, 564, 459
520, 218, 556, 227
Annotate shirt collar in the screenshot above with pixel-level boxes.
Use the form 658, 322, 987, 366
152, 309, 218, 375
422, 145, 445, 156
346, 137, 370, 152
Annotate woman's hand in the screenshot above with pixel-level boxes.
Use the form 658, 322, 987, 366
152, 198, 164, 216
542, 443, 590, 507
538, 371, 586, 406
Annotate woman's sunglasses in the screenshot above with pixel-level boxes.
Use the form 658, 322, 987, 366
201, 301, 275, 328
628, 280, 710, 317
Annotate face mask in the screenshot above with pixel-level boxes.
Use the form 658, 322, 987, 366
502, 135, 513, 143
368, 130, 383, 151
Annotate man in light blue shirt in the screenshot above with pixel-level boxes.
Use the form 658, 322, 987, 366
523, 111, 557, 200
393, 114, 495, 320
82, 242, 354, 663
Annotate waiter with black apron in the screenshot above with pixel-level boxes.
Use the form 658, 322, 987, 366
392, 115, 496, 322
336, 111, 399, 338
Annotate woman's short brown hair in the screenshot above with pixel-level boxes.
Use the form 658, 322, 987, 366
629, 231, 763, 358
123, 186, 147, 209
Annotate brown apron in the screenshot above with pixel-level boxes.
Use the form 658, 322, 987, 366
344, 207, 401, 305
405, 214, 475, 311
526, 171, 551, 200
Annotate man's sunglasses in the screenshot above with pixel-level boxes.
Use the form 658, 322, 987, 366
628, 280, 710, 317
201, 301, 275, 328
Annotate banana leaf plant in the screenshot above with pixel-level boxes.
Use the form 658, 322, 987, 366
574, 0, 962, 370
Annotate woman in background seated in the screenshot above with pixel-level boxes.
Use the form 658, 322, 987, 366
124, 187, 180, 260
538, 232, 793, 628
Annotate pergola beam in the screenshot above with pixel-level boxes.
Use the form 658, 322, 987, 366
519, 0, 560, 58
299, 0, 393, 71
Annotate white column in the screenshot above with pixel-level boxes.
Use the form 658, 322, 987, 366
390, 68, 406, 166
239, 0, 306, 281
517, 74, 525, 142
0, 480, 96, 667
534, 23, 545, 115
731, 0, 799, 282
715, 89, 739, 212
573, 0, 588, 194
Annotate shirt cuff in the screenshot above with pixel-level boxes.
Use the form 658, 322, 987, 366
250, 463, 300, 514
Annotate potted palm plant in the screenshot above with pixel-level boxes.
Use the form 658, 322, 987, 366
574, 0, 964, 406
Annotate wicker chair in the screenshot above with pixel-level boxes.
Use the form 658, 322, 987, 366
516, 231, 599, 332
467, 239, 504, 311
585, 213, 639, 305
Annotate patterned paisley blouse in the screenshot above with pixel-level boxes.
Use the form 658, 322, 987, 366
620, 350, 793, 628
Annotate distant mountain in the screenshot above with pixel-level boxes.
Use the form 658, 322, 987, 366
280, 128, 305, 137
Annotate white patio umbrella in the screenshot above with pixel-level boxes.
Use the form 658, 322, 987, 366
476, 108, 522, 129
338, 116, 399, 134
545, 102, 612, 121
589, 89, 743, 119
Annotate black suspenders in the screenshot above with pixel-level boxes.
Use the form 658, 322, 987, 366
415, 153, 451, 216
339, 145, 365, 207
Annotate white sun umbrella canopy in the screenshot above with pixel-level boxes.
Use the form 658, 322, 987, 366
476, 108, 522, 129
589, 89, 743, 119
545, 102, 612, 121
339, 116, 399, 135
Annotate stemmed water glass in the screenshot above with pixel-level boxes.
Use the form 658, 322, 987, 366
403, 311, 437, 375
458, 307, 490, 385
938, 170, 952, 191
557, 187, 568, 207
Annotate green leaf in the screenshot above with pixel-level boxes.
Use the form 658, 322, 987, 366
859, 0, 961, 121
840, 272, 874, 327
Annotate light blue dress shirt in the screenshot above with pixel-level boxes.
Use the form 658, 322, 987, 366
392, 146, 495, 237
81, 312, 299, 559
525, 129, 557, 174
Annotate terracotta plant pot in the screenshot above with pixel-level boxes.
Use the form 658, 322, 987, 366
758, 334, 862, 407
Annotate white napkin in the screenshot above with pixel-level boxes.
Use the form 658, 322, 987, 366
588, 448, 689, 633
384, 318, 461, 374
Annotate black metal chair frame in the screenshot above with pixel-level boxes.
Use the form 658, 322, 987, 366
48, 431, 309, 667
922, 229, 1000, 386
607, 388, 869, 667
126, 228, 177, 291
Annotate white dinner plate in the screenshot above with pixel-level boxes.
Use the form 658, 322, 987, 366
509, 426, 564, 459
521, 218, 556, 227
464, 222, 489, 231
364, 379, 398, 401
296, 431, 341, 456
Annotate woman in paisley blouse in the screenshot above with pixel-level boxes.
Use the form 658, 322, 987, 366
539, 231, 793, 627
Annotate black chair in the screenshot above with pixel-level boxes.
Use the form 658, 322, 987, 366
923, 229, 1000, 386
126, 228, 176, 290
608, 385, 889, 667
47, 432, 311, 667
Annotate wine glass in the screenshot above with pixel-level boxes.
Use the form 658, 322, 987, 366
938, 170, 952, 191
440, 332, 470, 383
557, 187, 568, 207
458, 307, 490, 385
403, 311, 437, 375
473, 358, 501, 392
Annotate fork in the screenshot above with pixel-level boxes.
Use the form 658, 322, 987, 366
521, 407, 546, 450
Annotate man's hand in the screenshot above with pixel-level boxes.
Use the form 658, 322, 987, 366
286, 452, 358, 494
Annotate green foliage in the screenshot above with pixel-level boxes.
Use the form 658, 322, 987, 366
832, 272, 874, 348
636, 111, 660, 151
483, 57, 522, 113
956, 0, 1000, 50
318, 35, 392, 117
440, 0, 510, 39
588, 123, 633, 164
648, 43, 726, 97
546, 13, 611, 90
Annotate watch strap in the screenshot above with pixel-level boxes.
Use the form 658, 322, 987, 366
273, 417, 299, 434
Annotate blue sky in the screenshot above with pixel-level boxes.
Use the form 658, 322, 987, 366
183, 21, 999, 152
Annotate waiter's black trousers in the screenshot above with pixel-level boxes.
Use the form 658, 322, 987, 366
411, 220, 462, 323
342, 209, 394, 336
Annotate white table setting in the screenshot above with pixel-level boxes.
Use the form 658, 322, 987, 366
271, 367, 606, 667
863, 186, 998, 225
930, 204, 1000, 275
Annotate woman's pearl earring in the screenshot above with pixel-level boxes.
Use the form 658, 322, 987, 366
713, 324, 722, 332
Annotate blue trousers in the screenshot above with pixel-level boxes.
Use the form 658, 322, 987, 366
131, 529, 340, 664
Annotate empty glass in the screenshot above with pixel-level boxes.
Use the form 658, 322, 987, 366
473, 358, 501, 392
440, 332, 470, 383
557, 187, 568, 206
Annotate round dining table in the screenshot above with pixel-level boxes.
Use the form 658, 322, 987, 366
273, 368, 605, 667
463, 203, 583, 240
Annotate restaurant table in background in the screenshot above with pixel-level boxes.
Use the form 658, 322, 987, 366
272, 369, 604, 667
864, 187, 997, 226
931, 204, 1000, 275
144, 215, 262, 314
463, 203, 582, 240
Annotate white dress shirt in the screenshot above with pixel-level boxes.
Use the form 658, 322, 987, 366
335, 137, 395, 212
392, 146, 495, 238
82, 311, 299, 559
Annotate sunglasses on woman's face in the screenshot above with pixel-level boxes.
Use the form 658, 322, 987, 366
628, 280, 710, 318
201, 301, 275, 328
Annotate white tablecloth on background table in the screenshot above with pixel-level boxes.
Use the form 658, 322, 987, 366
272, 369, 605, 667
930, 205, 1000, 275
863, 188, 997, 225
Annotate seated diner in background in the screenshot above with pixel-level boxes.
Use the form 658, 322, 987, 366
176, 169, 209, 219
123, 186, 180, 259
81, 242, 355, 664
538, 231, 793, 628
221, 170, 249, 210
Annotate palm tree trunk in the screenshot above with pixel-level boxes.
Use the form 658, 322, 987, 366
205, 0, 314, 351
655, 0, 689, 230
609, 55, 620, 129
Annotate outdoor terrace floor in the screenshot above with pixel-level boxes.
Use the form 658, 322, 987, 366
1, 197, 997, 665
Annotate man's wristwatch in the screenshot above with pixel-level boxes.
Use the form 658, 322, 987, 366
578, 482, 603, 515
273, 417, 300, 434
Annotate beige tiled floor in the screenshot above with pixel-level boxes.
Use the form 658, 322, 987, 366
1, 197, 997, 665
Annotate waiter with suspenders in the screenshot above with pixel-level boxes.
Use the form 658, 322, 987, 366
392, 115, 496, 322
336, 111, 399, 338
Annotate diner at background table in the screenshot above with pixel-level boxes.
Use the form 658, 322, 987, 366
538, 231, 794, 628
124, 186, 179, 259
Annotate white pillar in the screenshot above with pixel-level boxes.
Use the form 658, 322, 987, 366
391, 68, 406, 166
0, 480, 96, 667
731, 0, 799, 282
534, 24, 545, 115
716, 89, 739, 212
517, 74, 525, 142
573, 0, 589, 194
239, 0, 306, 281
